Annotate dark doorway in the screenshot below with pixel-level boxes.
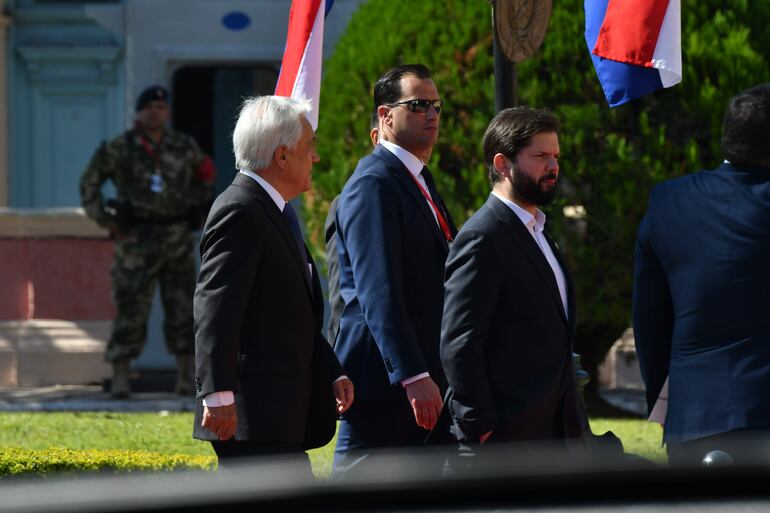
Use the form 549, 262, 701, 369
171, 64, 280, 195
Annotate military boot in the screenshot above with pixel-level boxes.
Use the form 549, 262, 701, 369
175, 354, 194, 396
111, 359, 131, 399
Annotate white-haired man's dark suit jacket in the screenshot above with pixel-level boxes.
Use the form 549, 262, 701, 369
193, 173, 343, 450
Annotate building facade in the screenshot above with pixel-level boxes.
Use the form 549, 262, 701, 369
0, 0, 362, 384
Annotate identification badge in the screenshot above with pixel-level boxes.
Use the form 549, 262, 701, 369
150, 172, 164, 193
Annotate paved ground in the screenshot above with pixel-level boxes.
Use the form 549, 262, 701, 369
0, 384, 644, 416
0, 385, 194, 412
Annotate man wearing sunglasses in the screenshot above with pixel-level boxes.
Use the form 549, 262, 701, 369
332, 64, 457, 477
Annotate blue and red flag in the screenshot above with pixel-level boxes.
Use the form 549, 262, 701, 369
275, 0, 335, 129
585, 0, 681, 108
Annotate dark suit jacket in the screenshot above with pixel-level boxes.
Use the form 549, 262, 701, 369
193, 173, 343, 449
324, 195, 343, 346
334, 144, 457, 404
633, 162, 770, 443
441, 194, 583, 443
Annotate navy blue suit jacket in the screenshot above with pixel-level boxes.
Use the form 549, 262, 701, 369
633, 162, 770, 443
334, 144, 457, 402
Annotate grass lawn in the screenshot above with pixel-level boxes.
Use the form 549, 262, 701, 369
590, 418, 665, 463
0, 412, 665, 476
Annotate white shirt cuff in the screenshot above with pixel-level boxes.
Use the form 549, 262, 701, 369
401, 372, 430, 387
334, 375, 349, 383
202, 391, 234, 407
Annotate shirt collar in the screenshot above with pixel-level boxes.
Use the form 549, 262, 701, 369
239, 169, 287, 212
380, 139, 425, 178
491, 191, 547, 233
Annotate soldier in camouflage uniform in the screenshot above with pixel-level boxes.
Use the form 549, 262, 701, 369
79, 86, 215, 398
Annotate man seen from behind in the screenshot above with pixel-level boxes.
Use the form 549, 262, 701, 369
633, 83, 770, 465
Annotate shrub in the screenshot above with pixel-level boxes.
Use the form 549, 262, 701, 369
308, 0, 770, 401
0, 447, 215, 477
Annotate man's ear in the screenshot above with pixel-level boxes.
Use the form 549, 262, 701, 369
493, 153, 513, 180
274, 145, 289, 167
377, 105, 391, 126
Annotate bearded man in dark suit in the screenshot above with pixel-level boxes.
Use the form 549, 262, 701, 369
441, 107, 584, 452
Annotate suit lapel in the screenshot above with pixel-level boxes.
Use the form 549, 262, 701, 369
542, 230, 575, 335
485, 194, 568, 326
373, 145, 449, 252
232, 173, 315, 300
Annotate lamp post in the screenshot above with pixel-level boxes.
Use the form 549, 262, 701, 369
489, 0, 552, 111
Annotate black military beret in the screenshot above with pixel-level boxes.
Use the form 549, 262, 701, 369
135, 86, 169, 112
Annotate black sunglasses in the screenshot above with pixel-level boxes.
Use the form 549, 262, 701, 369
388, 99, 444, 114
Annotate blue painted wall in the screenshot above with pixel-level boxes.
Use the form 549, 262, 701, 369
9, 4, 124, 208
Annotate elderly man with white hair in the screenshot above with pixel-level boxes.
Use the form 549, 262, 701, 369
192, 95, 354, 471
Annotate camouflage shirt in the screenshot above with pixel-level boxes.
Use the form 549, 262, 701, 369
80, 127, 214, 227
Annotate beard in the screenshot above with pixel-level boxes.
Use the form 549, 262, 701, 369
512, 164, 558, 206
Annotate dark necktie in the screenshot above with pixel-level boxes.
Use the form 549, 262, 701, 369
282, 203, 310, 279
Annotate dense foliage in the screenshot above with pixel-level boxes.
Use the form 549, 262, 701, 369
307, 0, 770, 399
0, 447, 213, 477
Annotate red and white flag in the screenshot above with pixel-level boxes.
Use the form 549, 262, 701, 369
275, 0, 334, 130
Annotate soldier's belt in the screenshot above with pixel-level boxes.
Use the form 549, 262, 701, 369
132, 215, 188, 225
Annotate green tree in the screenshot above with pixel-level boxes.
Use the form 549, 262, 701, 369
307, 0, 770, 406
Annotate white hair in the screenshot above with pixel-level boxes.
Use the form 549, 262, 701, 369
232, 95, 312, 171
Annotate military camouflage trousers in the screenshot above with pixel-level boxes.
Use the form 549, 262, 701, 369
105, 222, 195, 363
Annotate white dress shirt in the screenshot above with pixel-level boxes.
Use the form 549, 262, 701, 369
379, 140, 440, 227
492, 192, 569, 319
203, 170, 345, 408
242, 169, 312, 279
241, 169, 287, 211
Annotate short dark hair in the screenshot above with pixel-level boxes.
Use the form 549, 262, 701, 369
373, 64, 432, 110
370, 109, 379, 130
721, 83, 770, 168
482, 107, 559, 185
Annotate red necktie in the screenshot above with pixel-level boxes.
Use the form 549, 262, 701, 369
409, 168, 453, 243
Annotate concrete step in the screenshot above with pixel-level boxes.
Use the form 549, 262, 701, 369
0, 319, 111, 386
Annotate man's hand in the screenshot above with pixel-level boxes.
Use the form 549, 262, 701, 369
332, 377, 355, 414
404, 376, 443, 430
201, 404, 237, 441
